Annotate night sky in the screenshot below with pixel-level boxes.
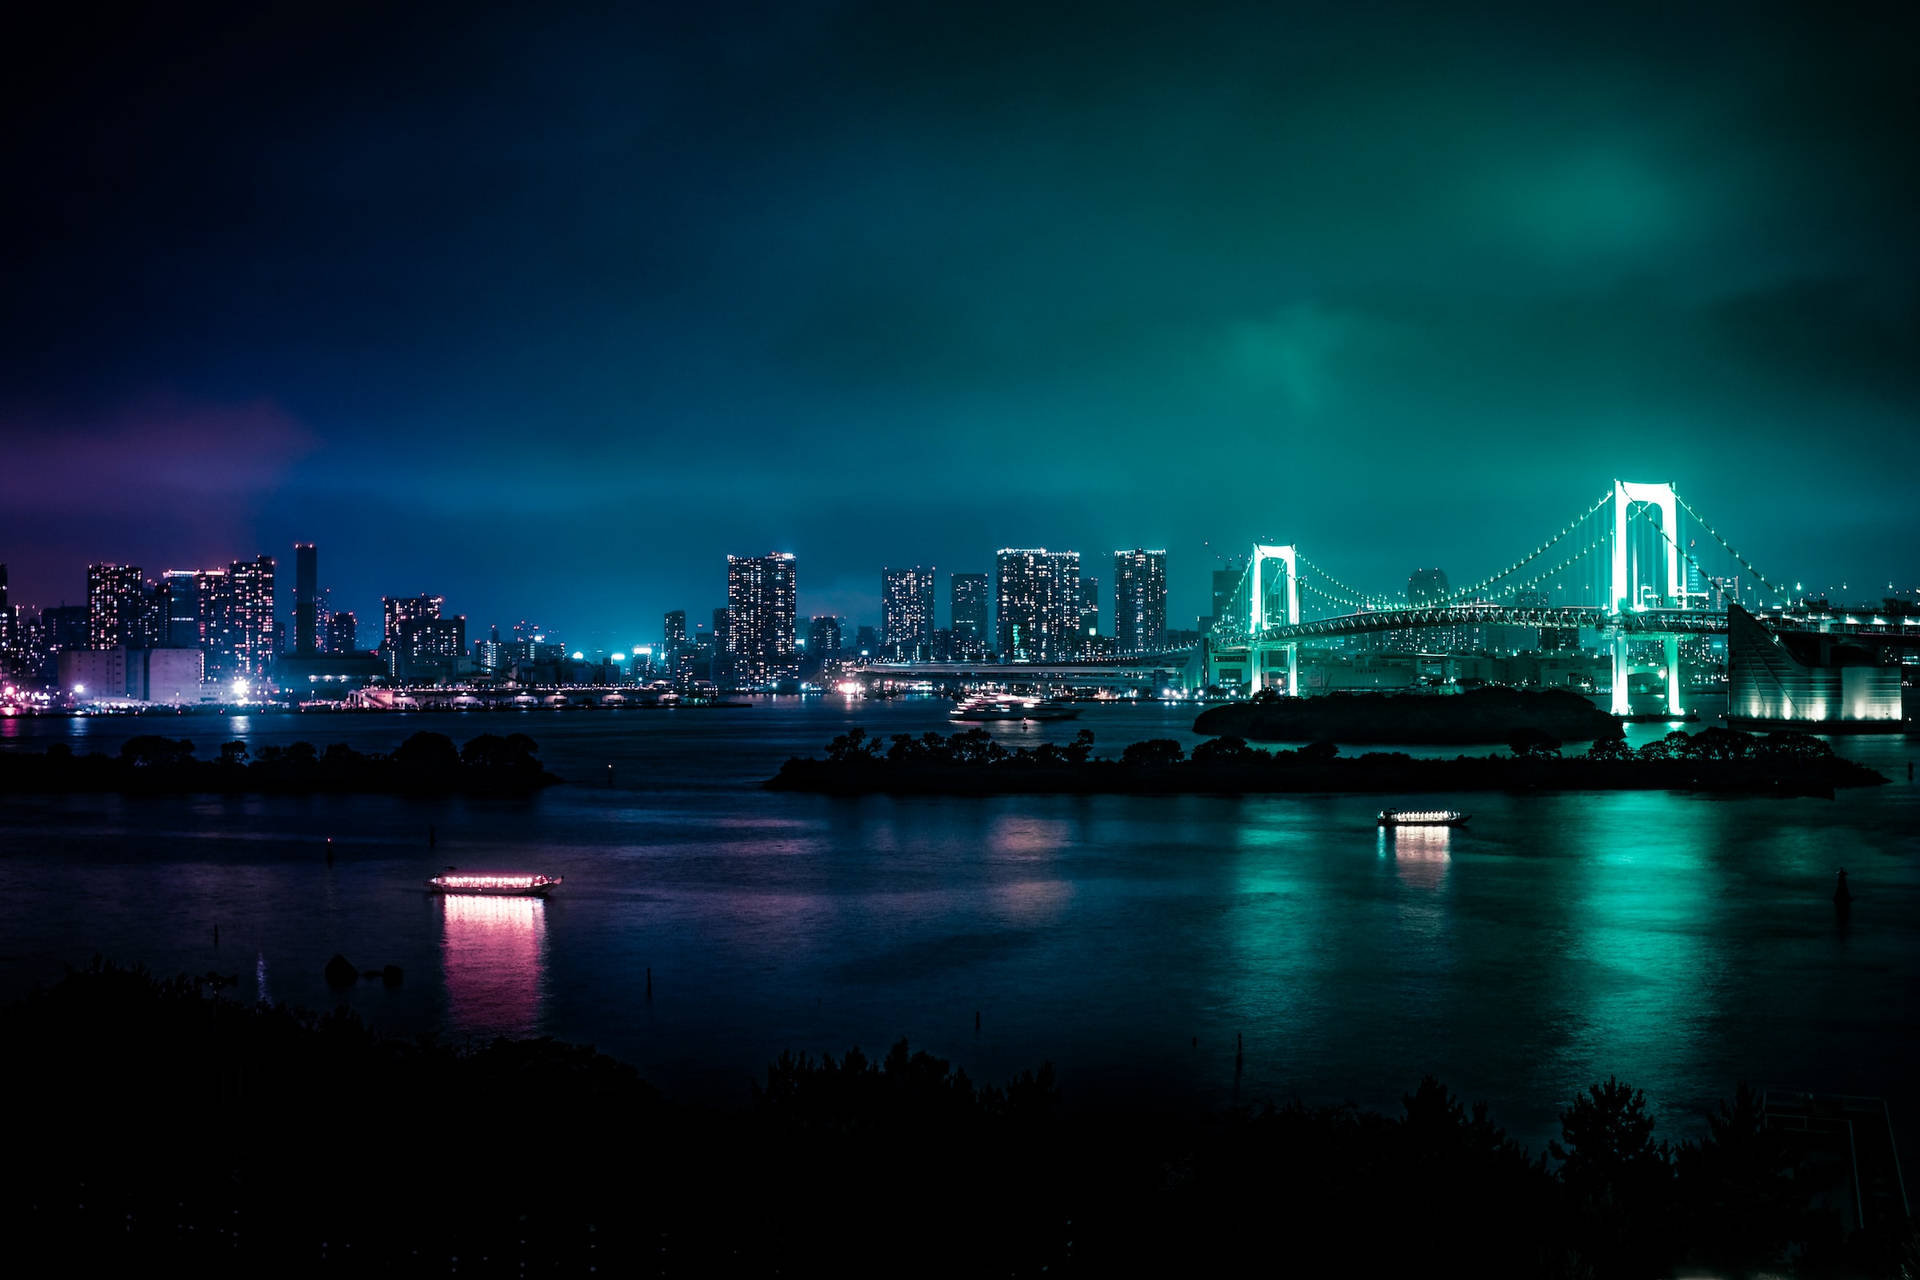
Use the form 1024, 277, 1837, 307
3, 1, 1915, 644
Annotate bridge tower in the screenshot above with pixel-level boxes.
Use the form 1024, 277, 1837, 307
1608, 480, 1685, 717
1247, 544, 1300, 695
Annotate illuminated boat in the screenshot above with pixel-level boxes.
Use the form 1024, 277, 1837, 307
948, 695, 1079, 722
1377, 809, 1469, 828
426, 873, 563, 897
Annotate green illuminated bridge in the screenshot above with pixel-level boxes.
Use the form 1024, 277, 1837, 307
1199, 478, 1919, 716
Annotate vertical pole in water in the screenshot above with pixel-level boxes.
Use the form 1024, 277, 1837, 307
1610, 629, 1631, 717
1664, 634, 1683, 717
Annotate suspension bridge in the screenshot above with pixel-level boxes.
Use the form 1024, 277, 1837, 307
1206, 479, 1918, 716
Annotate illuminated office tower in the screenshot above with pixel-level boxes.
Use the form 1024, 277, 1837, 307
950, 573, 989, 658
87, 563, 144, 649
664, 611, 687, 644
995, 549, 1078, 662
294, 543, 318, 655
725, 553, 798, 686
881, 566, 936, 657
1112, 549, 1168, 652
1079, 578, 1100, 645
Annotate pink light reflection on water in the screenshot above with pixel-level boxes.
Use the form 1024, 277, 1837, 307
1380, 825, 1451, 890
440, 894, 549, 1040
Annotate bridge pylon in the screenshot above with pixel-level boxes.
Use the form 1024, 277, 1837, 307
1608, 480, 1686, 718
1247, 544, 1300, 695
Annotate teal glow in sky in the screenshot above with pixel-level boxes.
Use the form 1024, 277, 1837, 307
2, 1, 1915, 639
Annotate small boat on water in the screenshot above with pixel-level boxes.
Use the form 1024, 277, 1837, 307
426, 873, 563, 897
949, 695, 1079, 723
1378, 809, 1470, 828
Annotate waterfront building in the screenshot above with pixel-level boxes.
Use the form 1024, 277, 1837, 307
198, 556, 275, 680
950, 572, 989, 658
725, 553, 798, 686
882, 566, 936, 658
1112, 549, 1168, 652
995, 548, 1079, 662
1727, 605, 1901, 729
664, 610, 687, 644
86, 563, 144, 650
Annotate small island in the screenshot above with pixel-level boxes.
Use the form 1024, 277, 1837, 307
1193, 686, 1624, 745
765, 726, 1884, 797
0, 731, 561, 795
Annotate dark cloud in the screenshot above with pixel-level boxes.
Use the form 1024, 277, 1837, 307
2, 0, 1916, 627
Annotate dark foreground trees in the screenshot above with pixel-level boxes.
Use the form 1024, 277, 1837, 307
4, 962, 1906, 1276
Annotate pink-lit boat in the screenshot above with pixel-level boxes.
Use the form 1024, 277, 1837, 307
426, 873, 563, 897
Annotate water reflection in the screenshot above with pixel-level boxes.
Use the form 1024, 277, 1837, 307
1380, 825, 1451, 890
440, 895, 549, 1040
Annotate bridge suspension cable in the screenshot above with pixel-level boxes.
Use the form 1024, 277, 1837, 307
1437, 489, 1614, 607
1295, 556, 1392, 611
1670, 490, 1791, 604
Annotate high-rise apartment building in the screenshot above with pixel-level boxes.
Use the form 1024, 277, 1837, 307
382, 595, 442, 654
86, 563, 144, 649
199, 556, 276, 678
327, 611, 359, 654
950, 572, 989, 657
1112, 549, 1168, 652
995, 549, 1079, 662
725, 553, 798, 686
881, 566, 936, 657
664, 611, 687, 644
294, 543, 318, 655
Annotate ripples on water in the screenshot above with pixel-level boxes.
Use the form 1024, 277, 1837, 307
1, 699, 1915, 1151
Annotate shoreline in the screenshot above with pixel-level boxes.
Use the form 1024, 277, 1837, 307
766, 726, 1885, 797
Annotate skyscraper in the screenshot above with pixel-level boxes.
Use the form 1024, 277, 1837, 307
1401, 567, 1454, 654
881, 566, 936, 657
663, 611, 687, 644
327, 611, 359, 654
950, 572, 989, 658
382, 595, 442, 654
199, 557, 275, 678
86, 563, 144, 649
1079, 577, 1100, 643
1112, 549, 1169, 652
995, 549, 1078, 662
725, 553, 798, 686
294, 543, 318, 655
160, 570, 201, 648
807, 615, 842, 659
228, 556, 276, 678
